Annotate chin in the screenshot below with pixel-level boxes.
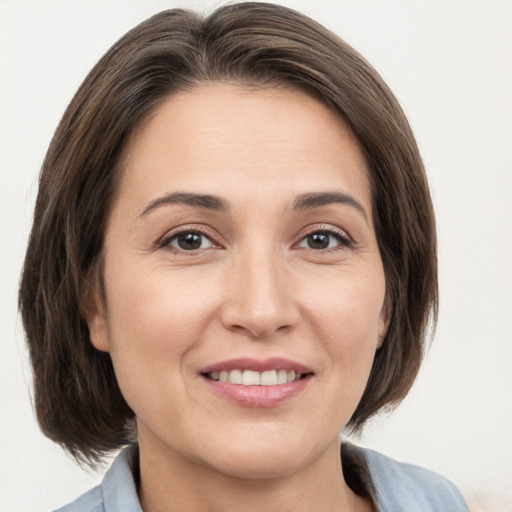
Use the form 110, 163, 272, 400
206, 449, 305, 481
196, 426, 331, 481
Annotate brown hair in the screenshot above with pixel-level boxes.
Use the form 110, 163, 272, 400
19, 2, 437, 466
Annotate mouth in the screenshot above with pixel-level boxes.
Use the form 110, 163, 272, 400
203, 368, 311, 386
200, 363, 313, 407
199, 358, 314, 405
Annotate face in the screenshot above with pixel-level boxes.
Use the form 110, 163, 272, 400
88, 84, 387, 480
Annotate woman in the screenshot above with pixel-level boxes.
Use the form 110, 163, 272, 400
19, 3, 469, 511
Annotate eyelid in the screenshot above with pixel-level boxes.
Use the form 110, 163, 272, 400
157, 224, 222, 251
156, 223, 353, 252
294, 224, 353, 248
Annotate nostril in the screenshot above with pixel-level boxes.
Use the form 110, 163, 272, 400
219, 296, 300, 339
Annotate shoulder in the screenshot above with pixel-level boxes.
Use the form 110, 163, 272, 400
358, 447, 469, 512
52, 446, 141, 512
53, 485, 104, 512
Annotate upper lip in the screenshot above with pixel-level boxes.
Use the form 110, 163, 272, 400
200, 357, 314, 375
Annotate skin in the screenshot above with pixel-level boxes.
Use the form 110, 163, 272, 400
86, 84, 387, 512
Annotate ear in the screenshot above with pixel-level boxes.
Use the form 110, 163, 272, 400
82, 281, 111, 352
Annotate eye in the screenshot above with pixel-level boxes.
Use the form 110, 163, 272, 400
162, 230, 215, 251
297, 230, 350, 250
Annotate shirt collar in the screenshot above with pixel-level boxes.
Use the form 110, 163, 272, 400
101, 444, 142, 512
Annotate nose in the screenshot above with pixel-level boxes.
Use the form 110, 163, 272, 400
220, 247, 300, 340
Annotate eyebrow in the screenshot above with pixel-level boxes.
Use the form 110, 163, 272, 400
139, 192, 229, 217
293, 192, 368, 221
139, 190, 367, 221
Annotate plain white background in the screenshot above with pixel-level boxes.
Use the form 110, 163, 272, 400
1, 1, 511, 510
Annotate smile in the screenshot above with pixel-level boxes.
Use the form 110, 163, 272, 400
199, 358, 314, 407
205, 369, 304, 385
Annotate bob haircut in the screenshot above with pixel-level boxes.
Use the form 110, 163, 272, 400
19, 2, 437, 466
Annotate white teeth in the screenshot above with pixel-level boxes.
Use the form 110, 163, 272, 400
210, 369, 302, 385
260, 370, 277, 385
242, 370, 260, 385
228, 369, 243, 384
277, 369, 288, 384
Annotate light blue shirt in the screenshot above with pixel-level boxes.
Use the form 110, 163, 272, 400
55, 445, 469, 511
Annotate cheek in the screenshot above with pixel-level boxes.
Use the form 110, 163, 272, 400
308, 265, 385, 380
102, 262, 219, 385
313, 266, 385, 335
107, 260, 209, 330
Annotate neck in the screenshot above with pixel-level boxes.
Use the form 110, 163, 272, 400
137, 436, 371, 512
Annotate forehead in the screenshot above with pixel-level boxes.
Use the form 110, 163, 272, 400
116, 83, 371, 214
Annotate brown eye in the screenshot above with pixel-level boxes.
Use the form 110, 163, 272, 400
306, 233, 330, 249
298, 230, 350, 250
165, 231, 214, 251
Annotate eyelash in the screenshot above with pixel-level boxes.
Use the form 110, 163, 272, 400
158, 226, 219, 252
295, 226, 352, 251
158, 225, 352, 253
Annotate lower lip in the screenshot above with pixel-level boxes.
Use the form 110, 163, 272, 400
202, 375, 312, 407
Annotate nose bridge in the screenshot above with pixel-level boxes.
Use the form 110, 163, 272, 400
221, 240, 298, 338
